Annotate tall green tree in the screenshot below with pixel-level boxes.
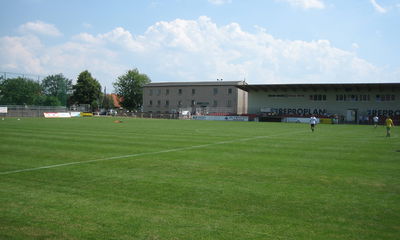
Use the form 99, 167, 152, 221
72, 70, 102, 110
34, 95, 61, 106
0, 77, 42, 105
113, 69, 151, 111
41, 74, 72, 106
101, 87, 114, 110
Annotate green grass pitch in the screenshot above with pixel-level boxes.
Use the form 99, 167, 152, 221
0, 117, 399, 239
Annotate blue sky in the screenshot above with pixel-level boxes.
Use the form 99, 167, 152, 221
1, 0, 399, 92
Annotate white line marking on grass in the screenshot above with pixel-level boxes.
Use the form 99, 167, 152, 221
0, 130, 305, 175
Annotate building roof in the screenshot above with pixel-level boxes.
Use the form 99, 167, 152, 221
110, 93, 122, 108
236, 83, 400, 92
145, 81, 247, 87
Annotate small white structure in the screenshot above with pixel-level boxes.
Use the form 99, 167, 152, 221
180, 110, 191, 119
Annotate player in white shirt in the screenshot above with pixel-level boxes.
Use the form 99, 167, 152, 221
310, 115, 318, 132
373, 115, 379, 128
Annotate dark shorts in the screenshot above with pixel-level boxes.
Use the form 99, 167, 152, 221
311, 124, 315, 127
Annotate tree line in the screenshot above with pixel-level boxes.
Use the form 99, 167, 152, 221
0, 69, 151, 111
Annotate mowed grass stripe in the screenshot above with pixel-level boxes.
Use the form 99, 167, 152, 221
0, 126, 305, 175
0, 117, 399, 239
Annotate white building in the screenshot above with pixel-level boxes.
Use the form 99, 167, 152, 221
237, 83, 400, 123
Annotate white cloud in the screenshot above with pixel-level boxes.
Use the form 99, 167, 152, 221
115, 16, 382, 84
370, 0, 387, 13
276, 0, 325, 9
0, 31, 124, 88
82, 22, 93, 29
0, 35, 45, 74
40, 39, 124, 86
99, 27, 145, 52
208, 0, 232, 5
18, 20, 62, 37
0, 17, 397, 92
72, 33, 103, 45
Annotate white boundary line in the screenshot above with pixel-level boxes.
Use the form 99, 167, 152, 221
0, 130, 305, 175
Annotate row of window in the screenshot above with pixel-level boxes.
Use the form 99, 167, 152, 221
336, 94, 395, 102
308, 94, 396, 102
149, 100, 233, 107
336, 94, 370, 102
149, 88, 233, 96
376, 94, 396, 101
309, 95, 327, 101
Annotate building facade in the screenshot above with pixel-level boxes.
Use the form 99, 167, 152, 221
143, 81, 248, 115
237, 83, 400, 123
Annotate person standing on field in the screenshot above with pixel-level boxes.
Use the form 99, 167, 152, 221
310, 115, 318, 132
373, 115, 379, 128
385, 116, 394, 137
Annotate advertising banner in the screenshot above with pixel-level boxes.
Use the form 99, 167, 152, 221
192, 115, 249, 121
70, 112, 81, 117
44, 112, 71, 118
0, 107, 7, 113
81, 112, 93, 117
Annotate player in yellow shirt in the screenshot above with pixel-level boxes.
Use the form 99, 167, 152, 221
385, 116, 394, 137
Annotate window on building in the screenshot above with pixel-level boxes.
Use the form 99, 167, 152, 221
379, 94, 395, 101
336, 94, 370, 101
310, 94, 326, 101
228, 88, 233, 94
156, 89, 161, 96
213, 88, 218, 95
375, 94, 395, 102
192, 89, 196, 94
227, 100, 232, 107
362, 95, 367, 101
149, 89, 153, 96
157, 100, 161, 106
178, 100, 182, 106
191, 100, 196, 106
213, 100, 218, 107
149, 100, 153, 106
165, 100, 169, 106
166, 89, 169, 95
178, 89, 183, 94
